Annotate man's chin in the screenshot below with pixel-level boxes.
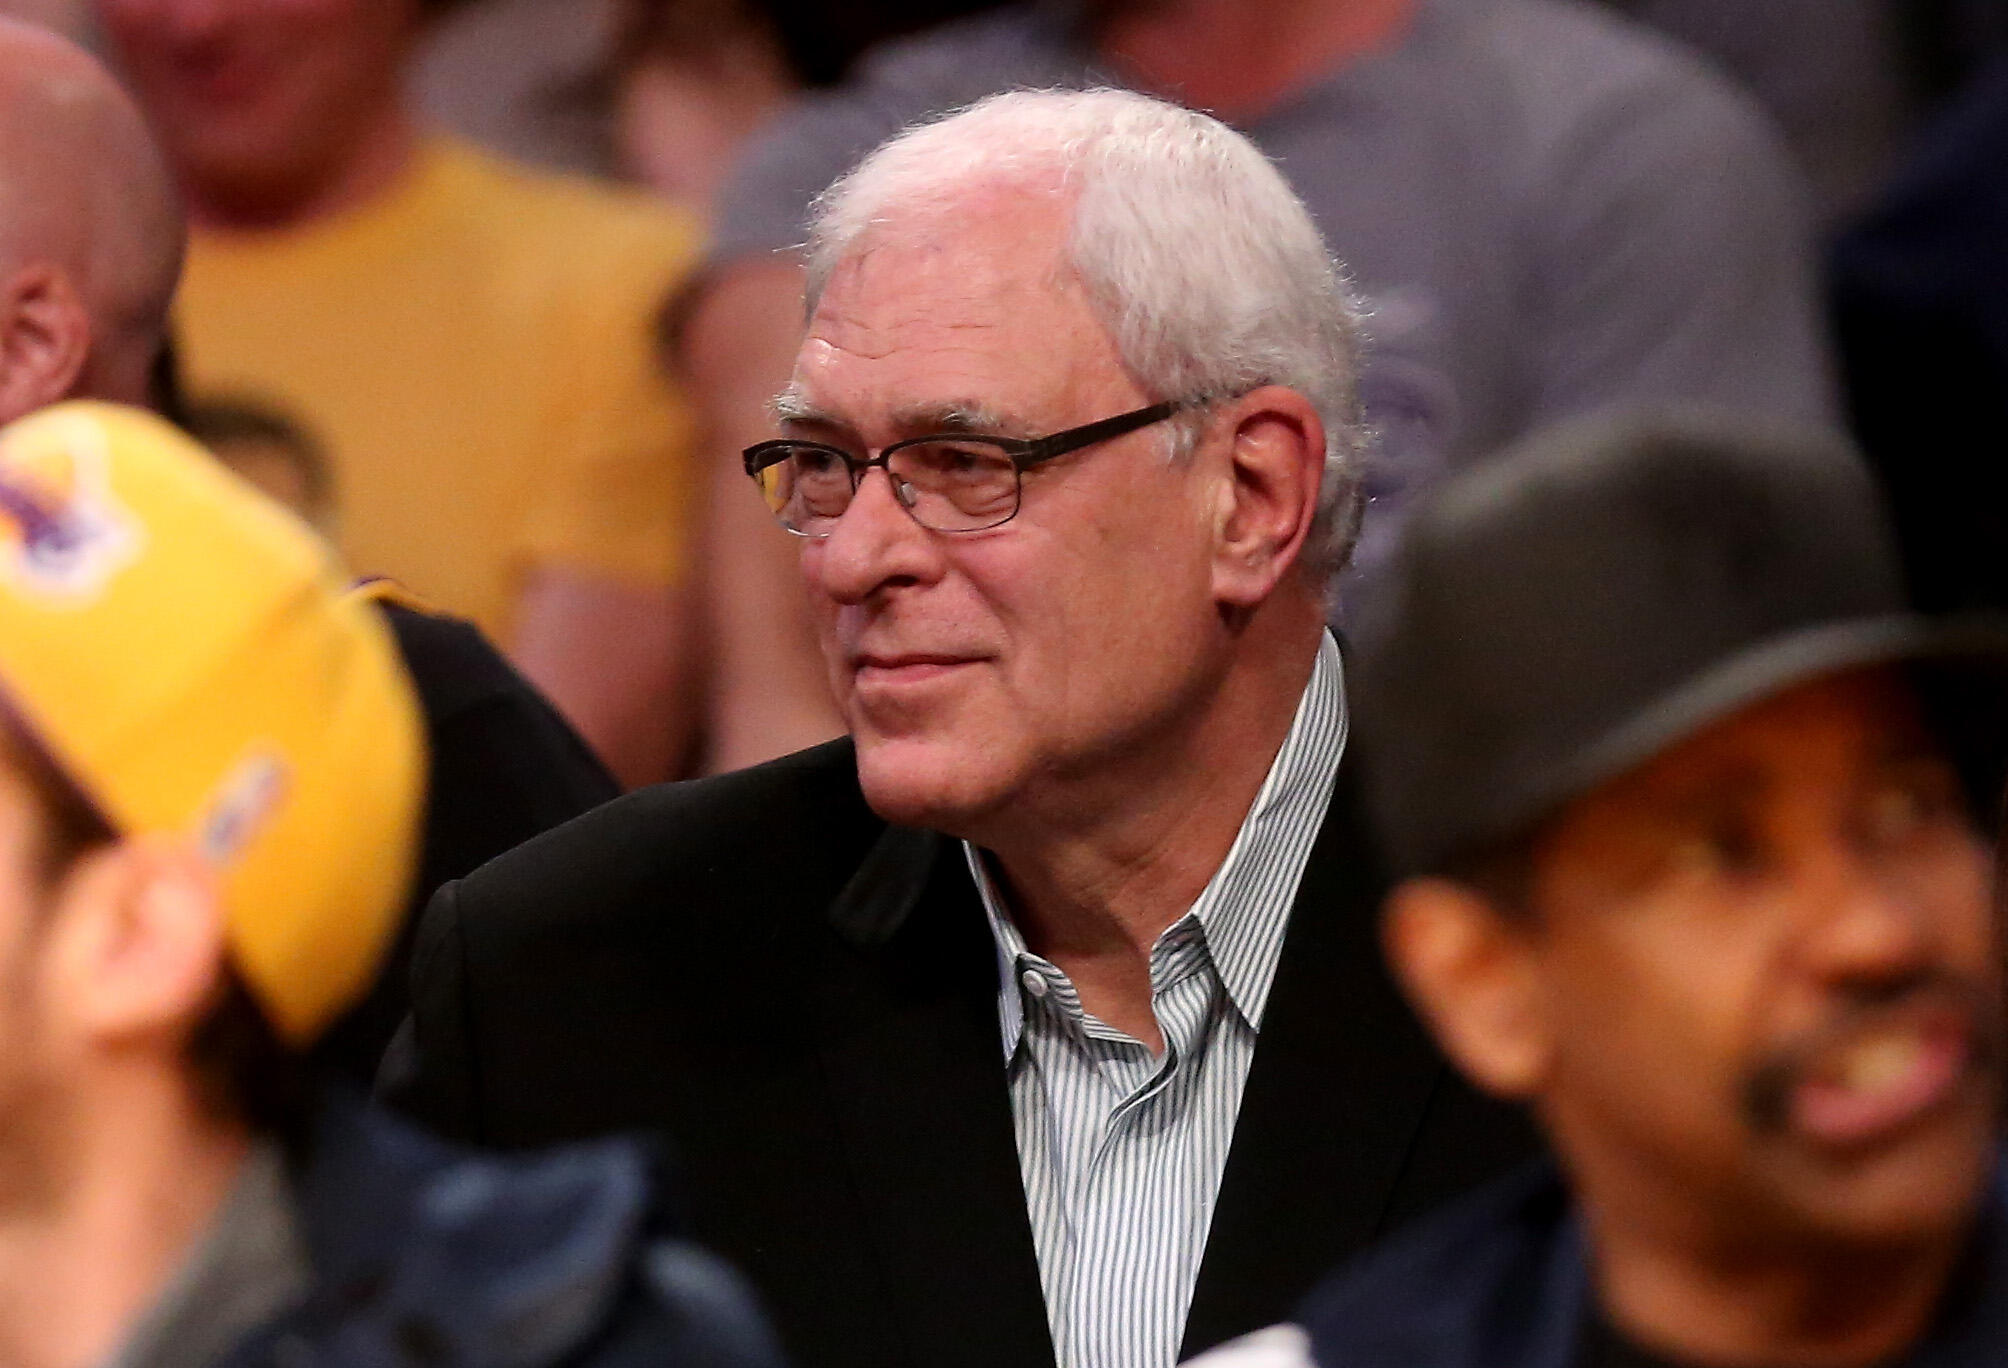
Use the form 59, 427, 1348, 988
1755, 1097, 1998, 1250
852, 732, 1006, 835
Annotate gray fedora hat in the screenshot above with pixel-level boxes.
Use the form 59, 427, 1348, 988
1352, 407, 2008, 878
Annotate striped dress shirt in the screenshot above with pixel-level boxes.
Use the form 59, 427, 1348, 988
964, 632, 1349, 1368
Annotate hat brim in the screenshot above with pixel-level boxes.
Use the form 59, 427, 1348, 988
1483, 614, 2008, 859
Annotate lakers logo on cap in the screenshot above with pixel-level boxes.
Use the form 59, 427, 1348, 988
0, 410, 143, 603
199, 748, 291, 867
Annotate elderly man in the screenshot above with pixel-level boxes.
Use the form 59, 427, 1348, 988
392, 89, 1536, 1368
687, 0, 1838, 771
1194, 412, 2008, 1367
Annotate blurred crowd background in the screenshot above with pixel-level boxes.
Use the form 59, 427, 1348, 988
14, 0, 2007, 788
6, 9, 2008, 1366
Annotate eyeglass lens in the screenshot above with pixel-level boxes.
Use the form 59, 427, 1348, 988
757, 440, 1023, 534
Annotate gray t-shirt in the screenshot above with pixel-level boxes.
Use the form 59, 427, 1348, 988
715, 0, 1838, 583
1604, 0, 1909, 220
104, 1143, 308, 1368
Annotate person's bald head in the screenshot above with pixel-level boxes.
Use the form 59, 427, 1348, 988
0, 18, 184, 423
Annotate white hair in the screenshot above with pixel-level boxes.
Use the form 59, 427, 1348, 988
803, 87, 1370, 580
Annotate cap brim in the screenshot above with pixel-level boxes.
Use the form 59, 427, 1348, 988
1488, 614, 2008, 856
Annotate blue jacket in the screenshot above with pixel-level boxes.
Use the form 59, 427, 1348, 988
215, 1098, 787, 1368
1299, 1161, 2008, 1368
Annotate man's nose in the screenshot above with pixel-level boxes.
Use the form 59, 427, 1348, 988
1793, 848, 1940, 988
803, 467, 945, 605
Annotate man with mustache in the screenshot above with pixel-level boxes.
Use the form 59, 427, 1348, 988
391, 87, 1536, 1368
1193, 411, 2008, 1368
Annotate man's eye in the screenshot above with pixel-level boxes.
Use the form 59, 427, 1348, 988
1666, 824, 1761, 882
793, 448, 847, 476
1866, 786, 1926, 843
1861, 771, 1962, 848
909, 444, 997, 478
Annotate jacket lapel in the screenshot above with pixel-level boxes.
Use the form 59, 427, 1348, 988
1181, 760, 1456, 1357
813, 825, 1055, 1368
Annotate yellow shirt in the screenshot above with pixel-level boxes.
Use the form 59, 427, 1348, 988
176, 135, 704, 644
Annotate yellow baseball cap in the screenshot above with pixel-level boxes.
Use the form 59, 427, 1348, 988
0, 401, 425, 1043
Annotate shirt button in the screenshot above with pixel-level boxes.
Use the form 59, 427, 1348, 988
1020, 968, 1049, 999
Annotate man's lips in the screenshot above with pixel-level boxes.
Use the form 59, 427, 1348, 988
1749, 994, 1990, 1151
849, 653, 983, 684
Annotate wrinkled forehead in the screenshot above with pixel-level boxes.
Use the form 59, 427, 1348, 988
791, 202, 1125, 436
814, 186, 1081, 338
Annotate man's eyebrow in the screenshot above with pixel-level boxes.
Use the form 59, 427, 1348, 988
886, 400, 1021, 436
1866, 733, 1961, 786
770, 387, 838, 430
768, 391, 1029, 441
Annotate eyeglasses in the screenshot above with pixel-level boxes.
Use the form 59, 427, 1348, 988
742, 398, 1192, 537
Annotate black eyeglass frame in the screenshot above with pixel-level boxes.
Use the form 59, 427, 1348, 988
742, 397, 1192, 536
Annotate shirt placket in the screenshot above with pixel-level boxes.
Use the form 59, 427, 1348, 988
1037, 923, 1221, 1368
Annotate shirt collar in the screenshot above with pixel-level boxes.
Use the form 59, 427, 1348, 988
1195, 630, 1348, 1027
977, 865, 1034, 1059
968, 632, 1349, 1058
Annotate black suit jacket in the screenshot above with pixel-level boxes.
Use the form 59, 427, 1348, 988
388, 739, 1536, 1368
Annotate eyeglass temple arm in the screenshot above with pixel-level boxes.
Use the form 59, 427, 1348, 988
1013, 400, 1187, 468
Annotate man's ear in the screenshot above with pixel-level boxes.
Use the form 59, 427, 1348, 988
0, 262, 93, 423
1209, 385, 1324, 608
41, 837, 229, 1049
1382, 878, 1552, 1100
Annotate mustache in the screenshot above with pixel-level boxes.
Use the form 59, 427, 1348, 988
1740, 972, 2003, 1136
